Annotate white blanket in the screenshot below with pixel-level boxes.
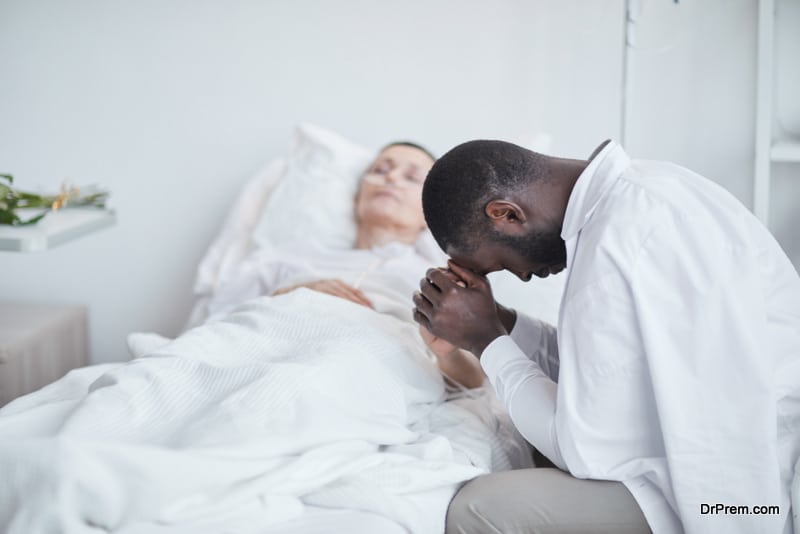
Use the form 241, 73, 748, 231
0, 290, 527, 534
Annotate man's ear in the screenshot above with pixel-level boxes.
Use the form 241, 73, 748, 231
485, 200, 527, 230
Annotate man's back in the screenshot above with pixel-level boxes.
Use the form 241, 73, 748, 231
558, 147, 799, 533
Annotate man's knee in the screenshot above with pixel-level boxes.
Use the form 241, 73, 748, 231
446, 468, 651, 534
446, 475, 506, 534
446, 471, 552, 534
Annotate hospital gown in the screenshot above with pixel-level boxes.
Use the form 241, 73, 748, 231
203, 240, 437, 325
481, 141, 800, 534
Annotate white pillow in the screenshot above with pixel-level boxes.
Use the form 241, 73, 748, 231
251, 123, 374, 251
185, 159, 287, 330
193, 158, 287, 297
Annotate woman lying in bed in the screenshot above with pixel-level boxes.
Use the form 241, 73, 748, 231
202, 141, 485, 389
0, 140, 530, 534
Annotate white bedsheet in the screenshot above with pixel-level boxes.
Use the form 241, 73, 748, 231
0, 289, 529, 534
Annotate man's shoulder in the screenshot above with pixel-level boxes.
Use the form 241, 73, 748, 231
576, 176, 673, 264
591, 160, 756, 248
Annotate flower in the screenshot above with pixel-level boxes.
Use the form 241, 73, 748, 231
0, 174, 110, 226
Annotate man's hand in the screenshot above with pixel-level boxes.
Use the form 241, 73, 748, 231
273, 279, 374, 308
413, 261, 507, 356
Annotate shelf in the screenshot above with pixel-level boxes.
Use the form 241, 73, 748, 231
753, 0, 799, 223
0, 209, 116, 252
770, 140, 800, 162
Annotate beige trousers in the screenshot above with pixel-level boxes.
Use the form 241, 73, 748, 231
446, 468, 651, 534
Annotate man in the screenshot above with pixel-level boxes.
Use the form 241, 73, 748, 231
412, 139, 800, 534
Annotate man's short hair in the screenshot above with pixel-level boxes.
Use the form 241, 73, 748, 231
421, 140, 547, 254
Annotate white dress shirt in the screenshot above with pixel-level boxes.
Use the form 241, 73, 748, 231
481, 141, 800, 534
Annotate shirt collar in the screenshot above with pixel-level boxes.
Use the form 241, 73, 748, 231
561, 140, 631, 241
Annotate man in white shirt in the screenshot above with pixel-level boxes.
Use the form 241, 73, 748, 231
413, 139, 800, 534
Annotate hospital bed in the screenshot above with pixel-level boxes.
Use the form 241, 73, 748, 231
0, 124, 565, 534
142, 122, 800, 534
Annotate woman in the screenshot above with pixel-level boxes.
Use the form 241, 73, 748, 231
207, 142, 485, 388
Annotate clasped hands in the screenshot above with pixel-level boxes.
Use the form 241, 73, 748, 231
413, 260, 511, 357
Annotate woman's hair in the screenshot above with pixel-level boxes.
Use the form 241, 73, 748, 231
380, 141, 436, 162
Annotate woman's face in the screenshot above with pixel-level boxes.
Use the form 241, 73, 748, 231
354, 144, 434, 235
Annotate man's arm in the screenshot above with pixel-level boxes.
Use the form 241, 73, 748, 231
505, 310, 560, 382
413, 261, 566, 469
481, 333, 566, 470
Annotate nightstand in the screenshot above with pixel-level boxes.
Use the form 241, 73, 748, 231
0, 301, 89, 406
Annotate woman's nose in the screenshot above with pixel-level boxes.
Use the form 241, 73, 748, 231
384, 169, 402, 185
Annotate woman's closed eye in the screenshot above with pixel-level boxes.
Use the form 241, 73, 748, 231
404, 173, 424, 184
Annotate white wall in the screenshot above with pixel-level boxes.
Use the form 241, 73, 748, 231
1, 0, 797, 363
624, 0, 799, 264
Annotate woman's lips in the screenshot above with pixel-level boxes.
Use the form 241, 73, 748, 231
372, 189, 398, 199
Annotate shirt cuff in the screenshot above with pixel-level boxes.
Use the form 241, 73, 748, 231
480, 335, 533, 388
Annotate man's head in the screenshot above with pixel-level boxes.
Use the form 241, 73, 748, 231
354, 142, 436, 240
422, 140, 581, 281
